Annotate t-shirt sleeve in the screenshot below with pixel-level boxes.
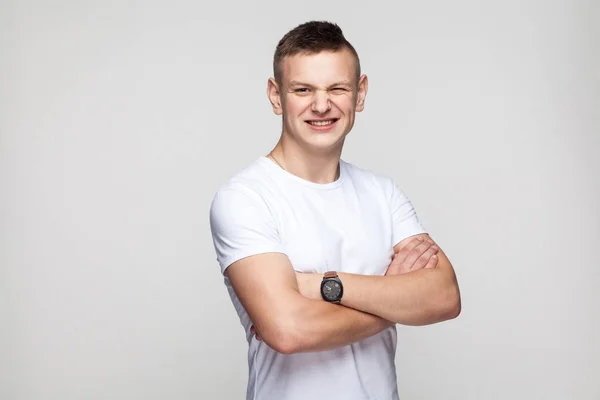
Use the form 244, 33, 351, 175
209, 188, 285, 275
389, 181, 427, 247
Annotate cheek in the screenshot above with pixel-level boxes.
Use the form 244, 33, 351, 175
283, 98, 310, 117
331, 96, 356, 112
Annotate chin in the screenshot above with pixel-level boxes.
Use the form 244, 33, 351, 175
302, 133, 347, 154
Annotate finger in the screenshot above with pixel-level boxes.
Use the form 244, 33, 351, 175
394, 237, 425, 263
410, 246, 439, 270
397, 237, 425, 254
424, 254, 438, 269
385, 262, 399, 276
402, 241, 435, 267
389, 237, 429, 274
250, 326, 262, 341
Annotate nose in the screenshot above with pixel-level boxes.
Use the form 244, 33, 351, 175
311, 90, 331, 114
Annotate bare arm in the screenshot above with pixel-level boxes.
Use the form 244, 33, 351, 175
238, 236, 442, 352
297, 234, 461, 326
226, 252, 393, 354
211, 189, 434, 354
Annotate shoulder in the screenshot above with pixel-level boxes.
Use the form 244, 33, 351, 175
213, 158, 277, 200
210, 158, 278, 219
341, 159, 397, 197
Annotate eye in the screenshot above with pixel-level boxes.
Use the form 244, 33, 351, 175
294, 88, 310, 94
330, 87, 349, 94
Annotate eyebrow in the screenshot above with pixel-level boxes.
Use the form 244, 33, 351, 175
287, 81, 353, 88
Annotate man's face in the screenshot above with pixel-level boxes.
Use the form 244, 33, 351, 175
268, 49, 368, 153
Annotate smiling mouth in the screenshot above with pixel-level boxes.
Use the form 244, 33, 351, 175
306, 119, 338, 126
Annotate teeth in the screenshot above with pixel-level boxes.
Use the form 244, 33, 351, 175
308, 120, 335, 126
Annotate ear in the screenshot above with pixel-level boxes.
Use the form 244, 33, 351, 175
267, 78, 283, 115
355, 74, 368, 112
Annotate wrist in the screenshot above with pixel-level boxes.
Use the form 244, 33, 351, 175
310, 273, 322, 300
296, 271, 322, 300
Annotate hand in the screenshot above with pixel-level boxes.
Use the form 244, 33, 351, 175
386, 237, 439, 276
250, 325, 262, 341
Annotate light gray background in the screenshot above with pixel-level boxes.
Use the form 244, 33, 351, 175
1, 0, 599, 399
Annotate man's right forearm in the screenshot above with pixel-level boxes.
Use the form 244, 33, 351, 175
227, 252, 394, 355
263, 294, 393, 354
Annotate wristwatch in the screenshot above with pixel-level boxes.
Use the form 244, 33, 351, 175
320, 271, 343, 303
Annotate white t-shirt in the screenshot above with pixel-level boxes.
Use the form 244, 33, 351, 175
209, 157, 426, 400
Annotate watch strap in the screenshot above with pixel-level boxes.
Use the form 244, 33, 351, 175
323, 271, 338, 279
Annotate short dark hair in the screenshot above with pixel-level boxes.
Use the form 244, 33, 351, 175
273, 21, 361, 84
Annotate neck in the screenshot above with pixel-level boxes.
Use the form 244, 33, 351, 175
269, 137, 342, 184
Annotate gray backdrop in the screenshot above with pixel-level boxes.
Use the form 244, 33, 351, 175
1, 0, 599, 399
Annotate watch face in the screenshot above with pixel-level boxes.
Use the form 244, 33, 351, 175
322, 280, 342, 301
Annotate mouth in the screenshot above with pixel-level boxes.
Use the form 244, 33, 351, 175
305, 118, 339, 131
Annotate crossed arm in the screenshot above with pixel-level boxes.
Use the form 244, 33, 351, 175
225, 234, 461, 354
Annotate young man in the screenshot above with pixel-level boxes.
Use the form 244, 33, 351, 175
210, 21, 460, 400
